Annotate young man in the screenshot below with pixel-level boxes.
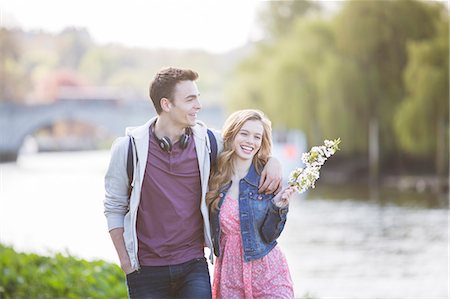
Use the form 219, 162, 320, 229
104, 67, 282, 298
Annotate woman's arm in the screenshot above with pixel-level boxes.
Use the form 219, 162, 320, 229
260, 186, 296, 243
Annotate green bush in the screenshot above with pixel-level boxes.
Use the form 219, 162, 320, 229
0, 244, 127, 299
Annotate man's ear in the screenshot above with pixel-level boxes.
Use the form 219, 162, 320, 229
160, 98, 172, 112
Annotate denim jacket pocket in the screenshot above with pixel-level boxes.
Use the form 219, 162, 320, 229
249, 193, 273, 216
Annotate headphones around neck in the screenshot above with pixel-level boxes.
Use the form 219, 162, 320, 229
153, 126, 191, 153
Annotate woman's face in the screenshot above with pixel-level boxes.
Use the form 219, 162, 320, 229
232, 119, 264, 162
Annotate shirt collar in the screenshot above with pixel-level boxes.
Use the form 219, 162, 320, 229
242, 163, 259, 187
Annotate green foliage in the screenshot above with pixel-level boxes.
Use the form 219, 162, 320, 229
257, 0, 320, 39
4, 28, 235, 104
228, 0, 448, 163
396, 20, 449, 153
395, 14, 449, 156
227, 45, 274, 113
0, 244, 127, 299
316, 53, 369, 153
58, 28, 93, 69
0, 29, 29, 102
78, 47, 122, 83
229, 18, 361, 150
333, 0, 439, 154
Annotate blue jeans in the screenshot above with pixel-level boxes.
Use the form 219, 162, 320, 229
126, 257, 212, 299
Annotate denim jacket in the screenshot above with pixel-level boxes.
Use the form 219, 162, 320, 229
210, 163, 289, 262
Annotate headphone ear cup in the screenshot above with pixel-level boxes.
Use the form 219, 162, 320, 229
158, 136, 172, 153
179, 133, 189, 149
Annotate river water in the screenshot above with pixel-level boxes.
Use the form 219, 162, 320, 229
0, 151, 448, 298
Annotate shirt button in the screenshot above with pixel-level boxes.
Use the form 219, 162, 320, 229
258, 195, 263, 200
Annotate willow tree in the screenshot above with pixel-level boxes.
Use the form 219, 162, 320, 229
228, 19, 337, 147
333, 0, 440, 187
257, 0, 321, 40
395, 14, 449, 189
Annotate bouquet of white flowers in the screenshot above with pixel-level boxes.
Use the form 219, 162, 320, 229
288, 138, 341, 193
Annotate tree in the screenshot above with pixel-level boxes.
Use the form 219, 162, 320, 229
227, 45, 273, 113
58, 27, 92, 69
0, 28, 27, 102
395, 14, 449, 177
333, 0, 441, 187
78, 47, 120, 84
257, 0, 320, 39
229, 19, 342, 148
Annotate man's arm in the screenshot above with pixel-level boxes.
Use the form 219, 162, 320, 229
104, 137, 133, 273
109, 228, 134, 274
259, 157, 282, 194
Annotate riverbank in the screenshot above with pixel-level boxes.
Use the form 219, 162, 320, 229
308, 180, 448, 209
316, 157, 449, 208
0, 244, 127, 298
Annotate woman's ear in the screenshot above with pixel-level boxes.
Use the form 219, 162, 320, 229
160, 98, 172, 112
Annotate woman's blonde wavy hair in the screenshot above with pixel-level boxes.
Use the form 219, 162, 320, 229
206, 109, 272, 211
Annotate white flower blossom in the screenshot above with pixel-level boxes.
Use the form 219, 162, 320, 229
288, 138, 341, 194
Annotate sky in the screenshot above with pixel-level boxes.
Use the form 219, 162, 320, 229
0, 0, 263, 54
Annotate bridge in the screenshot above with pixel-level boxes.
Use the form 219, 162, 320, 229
0, 100, 225, 162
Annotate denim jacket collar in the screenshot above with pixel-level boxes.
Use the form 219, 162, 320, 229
243, 163, 259, 187
218, 163, 259, 194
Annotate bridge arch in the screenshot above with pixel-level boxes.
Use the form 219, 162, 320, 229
0, 101, 224, 162
0, 101, 154, 161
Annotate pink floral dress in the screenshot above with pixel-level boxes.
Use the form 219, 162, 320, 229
212, 195, 294, 299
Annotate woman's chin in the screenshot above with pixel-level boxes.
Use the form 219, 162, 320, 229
236, 152, 255, 161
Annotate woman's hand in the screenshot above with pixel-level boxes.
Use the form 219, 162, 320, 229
272, 185, 297, 208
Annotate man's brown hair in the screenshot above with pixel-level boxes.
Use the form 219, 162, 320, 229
149, 67, 199, 114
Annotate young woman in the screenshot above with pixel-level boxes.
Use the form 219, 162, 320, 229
207, 109, 296, 299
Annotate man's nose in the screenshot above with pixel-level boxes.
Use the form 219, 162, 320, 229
194, 98, 202, 110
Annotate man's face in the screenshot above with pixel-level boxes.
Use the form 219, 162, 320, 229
168, 80, 201, 128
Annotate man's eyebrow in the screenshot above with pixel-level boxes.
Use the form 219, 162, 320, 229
185, 93, 200, 99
